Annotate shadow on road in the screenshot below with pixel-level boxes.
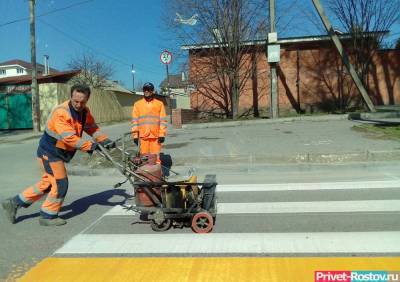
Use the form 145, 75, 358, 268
15, 188, 131, 222
61, 188, 131, 219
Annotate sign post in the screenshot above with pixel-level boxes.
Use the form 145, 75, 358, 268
160, 50, 174, 114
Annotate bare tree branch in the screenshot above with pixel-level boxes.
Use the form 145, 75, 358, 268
163, 0, 268, 119
68, 53, 114, 89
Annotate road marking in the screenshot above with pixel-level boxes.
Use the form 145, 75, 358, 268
54, 232, 400, 254
216, 180, 400, 192
106, 199, 400, 215
19, 257, 400, 282
217, 200, 400, 214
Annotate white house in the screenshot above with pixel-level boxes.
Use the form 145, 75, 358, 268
160, 73, 191, 109
0, 59, 58, 79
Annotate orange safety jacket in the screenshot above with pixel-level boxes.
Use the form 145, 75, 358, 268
131, 98, 168, 139
40, 100, 107, 162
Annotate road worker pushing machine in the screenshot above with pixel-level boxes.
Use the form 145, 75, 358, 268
1, 84, 115, 226
131, 82, 168, 163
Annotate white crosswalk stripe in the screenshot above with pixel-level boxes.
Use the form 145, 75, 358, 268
107, 200, 400, 215
217, 180, 400, 192
55, 232, 400, 254
55, 180, 400, 256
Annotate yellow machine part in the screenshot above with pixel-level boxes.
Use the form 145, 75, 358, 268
165, 175, 199, 209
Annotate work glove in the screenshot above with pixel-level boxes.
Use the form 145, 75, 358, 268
133, 138, 139, 146
87, 142, 99, 155
158, 137, 165, 144
100, 138, 116, 150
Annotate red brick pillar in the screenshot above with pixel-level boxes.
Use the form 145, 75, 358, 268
172, 109, 182, 128
172, 109, 196, 128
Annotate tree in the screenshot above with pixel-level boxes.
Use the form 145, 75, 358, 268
303, 0, 399, 110
135, 80, 144, 92
68, 54, 114, 88
327, 0, 400, 98
328, 0, 400, 109
163, 0, 268, 119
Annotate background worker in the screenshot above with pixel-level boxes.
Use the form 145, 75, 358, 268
1, 84, 115, 226
131, 82, 168, 163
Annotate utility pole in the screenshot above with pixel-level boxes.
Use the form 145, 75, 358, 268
160, 50, 173, 118
29, 0, 40, 132
269, 0, 278, 119
166, 63, 173, 108
131, 64, 135, 92
311, 0, 376, 112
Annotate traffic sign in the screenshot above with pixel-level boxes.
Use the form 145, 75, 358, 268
160, 50, 172, 64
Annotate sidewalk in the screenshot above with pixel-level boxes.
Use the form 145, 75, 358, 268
162, 115, 400, 165
0, 129, 42, 144
1, 115, 399, 173
67, 115, 400, 176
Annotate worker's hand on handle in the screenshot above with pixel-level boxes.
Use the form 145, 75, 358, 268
158, 137, 165, 144
87, 142, 99, 155
100, 138, 116, 150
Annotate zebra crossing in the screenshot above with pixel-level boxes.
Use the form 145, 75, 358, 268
54, 180, 400, 256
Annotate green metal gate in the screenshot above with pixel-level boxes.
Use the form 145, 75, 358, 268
0, 93, 33, 130
0, 94, 7, 129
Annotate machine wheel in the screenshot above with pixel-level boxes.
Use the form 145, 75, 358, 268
150, 219, 172, 232
191, 211, 214, 233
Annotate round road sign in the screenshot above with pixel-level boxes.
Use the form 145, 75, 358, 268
160, 50, 172, 64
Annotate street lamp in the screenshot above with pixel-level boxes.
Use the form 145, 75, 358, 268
131, 64, 136, 92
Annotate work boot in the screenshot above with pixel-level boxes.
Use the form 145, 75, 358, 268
1, 198, 19, 224
38, 217, 67, 226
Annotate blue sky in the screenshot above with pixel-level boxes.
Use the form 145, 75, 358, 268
0, 0, 174, 90
0, 0, 399, 91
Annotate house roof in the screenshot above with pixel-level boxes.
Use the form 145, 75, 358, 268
0, 59, 59, 73
181, 31, 389, 50
103, 80, 134, 94
133, 91, 168, 98
160, 74, 187, 89
0, 70, 80, 86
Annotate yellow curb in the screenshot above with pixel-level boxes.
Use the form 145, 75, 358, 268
18, 257, 400, 282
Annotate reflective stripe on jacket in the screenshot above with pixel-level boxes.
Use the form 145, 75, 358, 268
131, 98, 167, 139
44, 100, 107, 153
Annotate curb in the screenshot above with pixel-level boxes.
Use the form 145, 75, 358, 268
0, 133, 42, 144
181, 114, 348, 129
165, 150, 400, 165
348, 112, 400, 120
68, 149, 400, 176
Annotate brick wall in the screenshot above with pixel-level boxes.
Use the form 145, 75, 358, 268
172, 108, 197, 128
188, 42, 400, 115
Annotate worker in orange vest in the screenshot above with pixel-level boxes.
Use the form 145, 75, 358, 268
1, 84, 115, 226
131, 82, 168, 162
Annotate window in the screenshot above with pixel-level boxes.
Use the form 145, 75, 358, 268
17, 68, 24, 74
0, 69, 6, 75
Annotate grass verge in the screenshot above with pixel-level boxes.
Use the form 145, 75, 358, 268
352, 123, 400, 141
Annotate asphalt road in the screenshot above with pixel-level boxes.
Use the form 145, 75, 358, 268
1, 122, 400, 280
0, 162, 400, 280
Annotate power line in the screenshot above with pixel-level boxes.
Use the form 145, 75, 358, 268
39, 19, 130, 67
49, 11, 164, 74
1, 0, 12, 25
38, 19, 162, 76
0, 0, 95, 28
1, 0, 167, 77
